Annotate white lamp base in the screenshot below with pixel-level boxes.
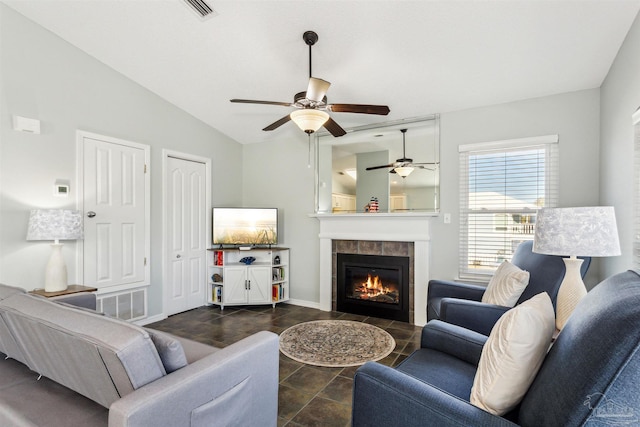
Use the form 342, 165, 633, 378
45, 243, 68, 292
555, 256, 586, 330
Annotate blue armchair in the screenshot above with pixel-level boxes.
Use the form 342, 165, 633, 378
427, 240, 591, 335
353, 269, 640, 427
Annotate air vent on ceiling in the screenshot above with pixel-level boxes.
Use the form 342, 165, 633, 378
183, 0, 217, 19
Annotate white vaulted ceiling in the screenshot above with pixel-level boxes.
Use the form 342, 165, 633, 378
3, 0, 639, 144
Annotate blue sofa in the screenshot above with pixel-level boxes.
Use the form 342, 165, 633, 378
427, 240, 591, 335
353, 269, 640, 426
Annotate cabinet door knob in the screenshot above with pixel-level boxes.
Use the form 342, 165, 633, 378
176, 254, 181, 259
87, 211, 96, 218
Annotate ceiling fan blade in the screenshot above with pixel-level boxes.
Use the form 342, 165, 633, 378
323, 117, 347, 137
366, 164, 395, 171
415, 165, 436, 171
328, 104, 390, 115
263, 115, 292, 131
231, 99, 292, 107
410, 162, 439, 166
306, 78, 331, 103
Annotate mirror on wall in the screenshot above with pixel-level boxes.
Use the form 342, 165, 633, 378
316, 115, 440, 214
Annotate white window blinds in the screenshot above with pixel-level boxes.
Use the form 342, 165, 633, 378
459, 135, 559, 280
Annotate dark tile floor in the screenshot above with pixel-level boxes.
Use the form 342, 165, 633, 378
147, 303, 422, 427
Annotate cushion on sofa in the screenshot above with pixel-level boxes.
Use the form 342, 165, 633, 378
0, 293, 166, 408
470, 292, 555, 415
146, 328, 188, 373
481, 261, 529, 307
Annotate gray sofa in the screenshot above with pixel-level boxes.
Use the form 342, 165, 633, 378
0, 284, 279, 427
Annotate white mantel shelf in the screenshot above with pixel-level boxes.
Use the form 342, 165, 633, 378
314, 213, 433, 326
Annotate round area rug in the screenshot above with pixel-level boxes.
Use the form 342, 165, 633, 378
279, 320, 396, 367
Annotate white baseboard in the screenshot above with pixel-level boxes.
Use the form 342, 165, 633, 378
135, 313, 167, 326
286, 299, 321, 310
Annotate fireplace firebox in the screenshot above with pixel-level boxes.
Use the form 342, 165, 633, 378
337, 253, 409, 322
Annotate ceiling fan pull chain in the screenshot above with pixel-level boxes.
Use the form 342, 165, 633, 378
308, 133, 312, 168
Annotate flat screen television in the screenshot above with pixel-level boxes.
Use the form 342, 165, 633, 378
212, 207, 278, 247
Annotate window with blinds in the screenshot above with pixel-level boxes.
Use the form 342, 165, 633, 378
459, 135, 559, 280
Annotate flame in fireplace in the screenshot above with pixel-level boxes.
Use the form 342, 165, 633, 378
356, 274, 395, 300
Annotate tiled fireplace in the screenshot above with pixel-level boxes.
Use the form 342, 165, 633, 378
315, 213, 432, 326
334, 243, 412, 322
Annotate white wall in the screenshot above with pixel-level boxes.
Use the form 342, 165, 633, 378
0, 5, 243, 316
600, 12, 640, 278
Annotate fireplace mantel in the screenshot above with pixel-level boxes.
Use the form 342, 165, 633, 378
313, 213, 433, 326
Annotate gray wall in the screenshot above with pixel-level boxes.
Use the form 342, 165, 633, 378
242, 137, 320, 305
0, 5, 243, 316
1, 2, 622, 315
243, 88, 603, 307
434, 89, 602, 288
600, 11, 640, 278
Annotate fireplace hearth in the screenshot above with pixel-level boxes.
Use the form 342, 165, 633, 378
337, 253, 409, 322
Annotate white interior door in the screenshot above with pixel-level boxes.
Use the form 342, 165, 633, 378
165, 156, 207, 315
82, 133, 149, 289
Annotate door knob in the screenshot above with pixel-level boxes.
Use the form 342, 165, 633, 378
176, 254, 182, 258
87, 211, 96, 218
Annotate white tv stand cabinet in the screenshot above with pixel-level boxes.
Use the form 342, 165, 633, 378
208, 247, 289, 309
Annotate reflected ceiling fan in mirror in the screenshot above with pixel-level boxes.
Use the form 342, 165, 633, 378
366, 129, 438, 178
230, 31, 390, 137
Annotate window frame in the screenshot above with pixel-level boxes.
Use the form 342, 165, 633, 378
458, 135, 559, 281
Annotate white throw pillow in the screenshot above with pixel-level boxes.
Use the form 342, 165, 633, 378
481, 261, 530, 307
470, 292, 555, 416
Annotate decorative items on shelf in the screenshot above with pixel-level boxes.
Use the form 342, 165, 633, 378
212, 273, 223, 283
364, 196, 379, 213
240, 256, 256, 265
214, 251, 224, 266
274, 255, 280, 265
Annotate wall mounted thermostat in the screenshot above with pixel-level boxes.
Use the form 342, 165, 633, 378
12, 115, 41, 134
54, 182, 70, 197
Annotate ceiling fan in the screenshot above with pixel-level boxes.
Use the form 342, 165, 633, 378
365, 129, 438, 178
230, 31, 390, 137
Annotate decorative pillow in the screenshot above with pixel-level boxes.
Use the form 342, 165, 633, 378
146, 328, 188, 374
470, 292, 555, 415
481, 261, 529, 307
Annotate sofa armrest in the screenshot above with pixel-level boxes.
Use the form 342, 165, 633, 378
440, 299, 510, 336
428, 280, 486, 301
352, 362, 517, 427
420, 320, 487, 366
108, 331, 279, 427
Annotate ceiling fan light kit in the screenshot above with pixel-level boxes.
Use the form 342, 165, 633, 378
290, 109, 329, 134
230, 30, 390, 137
394, 166, 414, 178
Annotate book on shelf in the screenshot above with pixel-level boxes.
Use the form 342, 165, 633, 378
213, 285, 223, 303
272, 267, 284, 281
272, 283, 284, 301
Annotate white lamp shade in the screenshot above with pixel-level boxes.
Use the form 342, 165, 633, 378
290, 109, 329, 133
394, 166, 414, 178
26, 209, 84, 241
533, 206, 620, 257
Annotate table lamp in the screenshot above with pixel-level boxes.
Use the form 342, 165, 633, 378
26, 209, 84, 292
533, 206, 620, 330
